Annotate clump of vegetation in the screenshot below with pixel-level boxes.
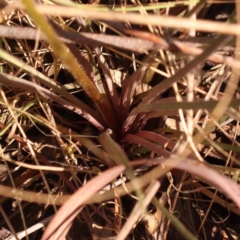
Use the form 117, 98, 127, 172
0, 0, 240, 239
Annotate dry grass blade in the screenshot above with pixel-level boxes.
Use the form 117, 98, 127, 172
6, 216, 53, 240
152, 197, 197, 240
1, 25, 239, 69
0, 25, 156, 53
41, 165, 125, 240
15, 5, 240, 36
130, 98, 240, 116
116, 180, 160, 240
172, 39, 240, 69
142, 34, 231, 104
192, 182, 240, 215
0, 184, 68, 206
132, 158, 240, 209
122, 28, 240, 69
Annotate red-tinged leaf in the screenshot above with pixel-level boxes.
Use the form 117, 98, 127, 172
135, 131, 176, 150
122, 115, 137, 136
41, 165, 125, 240
122, 97, 179, 134
139, 112, 172, 130
0, 73, 105, 130
132, 113, 147, 132
122, 134, 170, 157
130, 98, 240, 116
134, 131, 203, 161
120, 64, 148, 122
95, 48, 121, 123
131, 158, 240, 210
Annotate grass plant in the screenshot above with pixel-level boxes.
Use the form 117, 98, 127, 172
0, 0, 240, 239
